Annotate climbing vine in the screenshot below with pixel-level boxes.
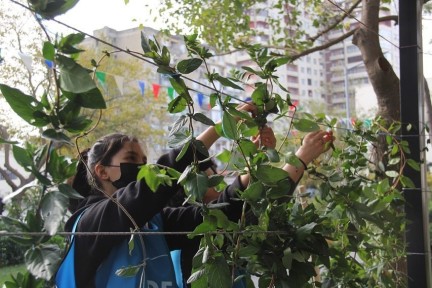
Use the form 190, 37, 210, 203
0, 1, 415, 288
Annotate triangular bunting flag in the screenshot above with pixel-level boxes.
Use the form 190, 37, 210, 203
138, 81, 145, 96
18, 52, 33, 73
167, 87, 175, 100
152, 83, 160, 99
289, 100, 299, 111
96, 71, 106, 86
197, 92, 204, 107
44, 59, 53, 69
114, 75, 124, 95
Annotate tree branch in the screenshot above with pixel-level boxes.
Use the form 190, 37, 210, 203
217, 15, 398, 62
290, 29, 355, 62
308, 0, 362, 43
0, 167, 18, 191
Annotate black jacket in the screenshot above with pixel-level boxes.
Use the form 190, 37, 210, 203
64, 146, 246, 287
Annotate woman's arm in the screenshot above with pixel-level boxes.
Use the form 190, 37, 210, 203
238, 129, 334, 188
282, 130, 334, 183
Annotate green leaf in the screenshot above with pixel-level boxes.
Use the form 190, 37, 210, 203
238, 139, 257, 156
169, 77, 191, 101
282, 247, 293, 269
222, 111, 238, 140
178, 165, 193, 185
241, 181, 264, 201
128, 230, 135, 255
190, 221, 217, 236
207, 256, 232, 288
213, 74, 243, 90
293, 118, 320, 132
400, 175, 415, 188
238, 244, 260, 257
116, 264, 142, 277
385, 170, 399, 178
63, 116, 92, 133
57, 55, 96, 93
266, 148, 280, 162
47, 149, 77, 183
63, 88, 106, 109
406, 159, 420, 171
194, 140, 209, 158
187, 268, 206, 284
137, 165, 160, 192
0, 84, 50, 127
193, 113, 215, 126
165, 167, 181, 179
251, 84, 267, 105
184, 172, 209, 201
216, 149, 231, 163
168, 96, 188, 113
176, 141, 191, 162
58, 33, 85, 50
256, 164, 289, 184
169, 115, 188, 136
58, 183, 83, 199
42, 129, 71, 144
208, 175, 224, 187
40, 191, 68, 235
161, 46, 171, 66
25, 244, 62, 281
210, 93, 218, 108
296, 222, 317, 240
168, 131, 192, 148
32, 0, 80, 19
141, 32, 152, 53
42, 41, 55, 61
177, 58, 203, 74
12, 145, 33, 170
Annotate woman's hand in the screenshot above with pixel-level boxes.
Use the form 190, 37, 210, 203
295, 130, 334, 165
252, 126, 276, 149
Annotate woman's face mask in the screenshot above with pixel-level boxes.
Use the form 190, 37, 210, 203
111, 163, 143, 189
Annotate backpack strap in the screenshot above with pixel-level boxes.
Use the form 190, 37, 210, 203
55, 210, 86, 288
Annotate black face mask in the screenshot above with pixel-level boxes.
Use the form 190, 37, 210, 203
110, 163, 143, 189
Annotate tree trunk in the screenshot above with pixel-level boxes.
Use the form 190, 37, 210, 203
352, 0, 408, 279
352, 0, 401, 166
352, 0, 400, 122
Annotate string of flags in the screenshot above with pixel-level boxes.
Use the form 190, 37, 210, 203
11, 52, 375, 129
13, 51, 212, 109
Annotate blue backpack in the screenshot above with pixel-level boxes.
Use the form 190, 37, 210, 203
55, 212, 180, 288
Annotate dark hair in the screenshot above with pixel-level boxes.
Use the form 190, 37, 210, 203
69, 133, 139, 211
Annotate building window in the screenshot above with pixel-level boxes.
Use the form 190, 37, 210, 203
308, 90, 313, 97
307, 78, 312, 85
288, 76, 299, 83
348, 55, 363, 63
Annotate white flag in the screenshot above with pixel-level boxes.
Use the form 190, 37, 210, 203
114, 75, 124, 95
18, 52, 33, 73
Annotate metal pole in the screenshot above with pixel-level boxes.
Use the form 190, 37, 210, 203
399, 0, 430, 287
343, 40, 350, 126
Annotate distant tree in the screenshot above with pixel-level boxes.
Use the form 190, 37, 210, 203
0, 1, 46, 192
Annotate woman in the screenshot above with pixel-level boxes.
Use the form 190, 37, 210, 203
56, 105, 333, 287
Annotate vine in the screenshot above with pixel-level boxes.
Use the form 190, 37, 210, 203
0, 1, 414, 287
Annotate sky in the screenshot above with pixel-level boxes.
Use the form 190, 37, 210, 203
54, 0, 432, 78
54, 0, 169, 34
